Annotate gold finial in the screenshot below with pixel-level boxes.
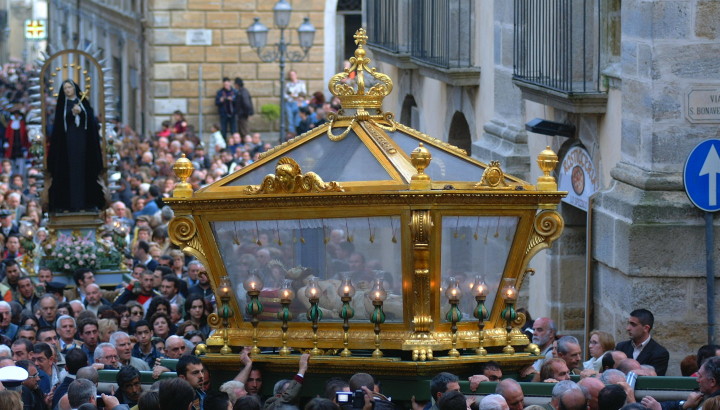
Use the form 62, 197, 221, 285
410, 143, 432, 190
536, 146, 559, 191
327, 28, 393, 110
172, 154, 195, 198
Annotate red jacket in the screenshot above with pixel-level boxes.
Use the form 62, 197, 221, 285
5, 119, 29, 159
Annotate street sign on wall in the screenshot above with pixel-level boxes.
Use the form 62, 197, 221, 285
684, 139, 720, 212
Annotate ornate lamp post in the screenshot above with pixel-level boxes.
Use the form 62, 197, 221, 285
305, 277, 323, 356
246, 0, 316, 142
501, 278, 518, 355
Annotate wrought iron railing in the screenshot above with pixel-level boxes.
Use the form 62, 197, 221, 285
367, 0, 474, 70
513, 0, 601, 94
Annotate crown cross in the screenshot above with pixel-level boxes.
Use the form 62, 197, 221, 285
354, 29, 368, 46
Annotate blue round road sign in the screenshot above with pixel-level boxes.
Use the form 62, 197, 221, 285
684, 139, 720, 212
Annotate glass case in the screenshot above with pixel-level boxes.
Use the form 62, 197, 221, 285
211, 216, 403, 322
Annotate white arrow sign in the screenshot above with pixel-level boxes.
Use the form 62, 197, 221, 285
699, 145, 720, 206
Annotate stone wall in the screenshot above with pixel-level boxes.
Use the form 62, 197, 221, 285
592, 0, 720, 375
148, 0, 327, 137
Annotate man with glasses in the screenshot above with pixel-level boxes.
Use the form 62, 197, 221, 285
93, 342, 120, 370
188, 266, 214, 306
16, 359, 47, 410
32, 342, 57, 393
0, 300, 17, 340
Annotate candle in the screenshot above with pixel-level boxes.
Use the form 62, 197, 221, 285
250, 281, 256, 290
343, 285, 350, 296
283, 289, 290, 299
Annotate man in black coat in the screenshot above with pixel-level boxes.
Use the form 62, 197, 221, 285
615, 308, 670, 376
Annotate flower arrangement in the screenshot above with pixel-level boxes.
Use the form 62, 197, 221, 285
46, 232, 122, 273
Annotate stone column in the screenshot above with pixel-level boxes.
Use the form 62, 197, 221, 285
472, 0, 529, 180
592, 0, 720, 375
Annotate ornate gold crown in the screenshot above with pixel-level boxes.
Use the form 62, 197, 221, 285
328, 28, 393, 110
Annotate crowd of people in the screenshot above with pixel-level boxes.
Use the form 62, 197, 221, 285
0, 64, 712, 410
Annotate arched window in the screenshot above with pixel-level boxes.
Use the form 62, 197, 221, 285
448, 111, 471, 154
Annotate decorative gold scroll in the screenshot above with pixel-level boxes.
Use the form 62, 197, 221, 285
244, 157, 344, 195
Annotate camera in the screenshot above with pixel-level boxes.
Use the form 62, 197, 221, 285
96, 395, 105, 408
336, 391, 352, 403
352, 390, 365, 409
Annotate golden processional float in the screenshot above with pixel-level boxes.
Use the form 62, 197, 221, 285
166, 29, 566, 380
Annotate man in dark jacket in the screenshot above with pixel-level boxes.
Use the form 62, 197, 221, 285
216, 77, 238, 139
615, 308, 670, 376
234, 77, 254, 138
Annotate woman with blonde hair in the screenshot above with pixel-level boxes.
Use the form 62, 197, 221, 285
0, 389, 22, 409
583, 329, 615, 371
98, 318, 118, 343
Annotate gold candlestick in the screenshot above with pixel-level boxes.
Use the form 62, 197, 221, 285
337, 278, 355, 357
277, 280, 294, 355
501, 278, 518, 355
444, 277, 462, 358
369, 278, 387, 358
243, 273, 264, 355
217, 276, 234, 355
472, 275, 489, 355
305, 277, 323, 356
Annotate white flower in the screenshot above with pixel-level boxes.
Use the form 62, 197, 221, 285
64, 264, 69, 269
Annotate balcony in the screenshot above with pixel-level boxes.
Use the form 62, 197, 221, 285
513, 0, 607, 113
367, 0, 480, 86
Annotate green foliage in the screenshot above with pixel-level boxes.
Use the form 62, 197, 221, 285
260, 104, 281, 122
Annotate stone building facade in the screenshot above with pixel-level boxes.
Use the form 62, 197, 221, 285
48, 0, 362, 140
367, 0, 720, 375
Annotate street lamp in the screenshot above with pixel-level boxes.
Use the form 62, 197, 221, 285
247, 0, 316, 142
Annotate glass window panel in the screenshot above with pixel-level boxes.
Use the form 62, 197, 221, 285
389, 131, 484, 181
440, 216, 519, 322
211, 216, 403, 323
227, 132, 392, 186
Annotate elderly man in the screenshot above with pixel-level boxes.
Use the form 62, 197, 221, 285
37, 294, 58, 328
56, 315, 82, 352
93, 342, 119, 370
578, 377, 605, 410
0, 300, 17, 340
557, 335, 583, 374
615, 308, 669, 376
110, 331, 150, 371
83, 283, 110, 314
480, 394, 509, 410
644, 356, 720, 410
538, 358, 571, 383
520, 317, 557, 379
496, 379, 524, 410
152, 335, 186, 378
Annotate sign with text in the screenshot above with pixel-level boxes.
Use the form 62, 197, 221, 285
684, 139, 720, 212
687, 85, 720, 123
186, 29, 212, 46
558, 145, 599, 211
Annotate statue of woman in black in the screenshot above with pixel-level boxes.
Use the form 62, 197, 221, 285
47, 79, 105, 212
